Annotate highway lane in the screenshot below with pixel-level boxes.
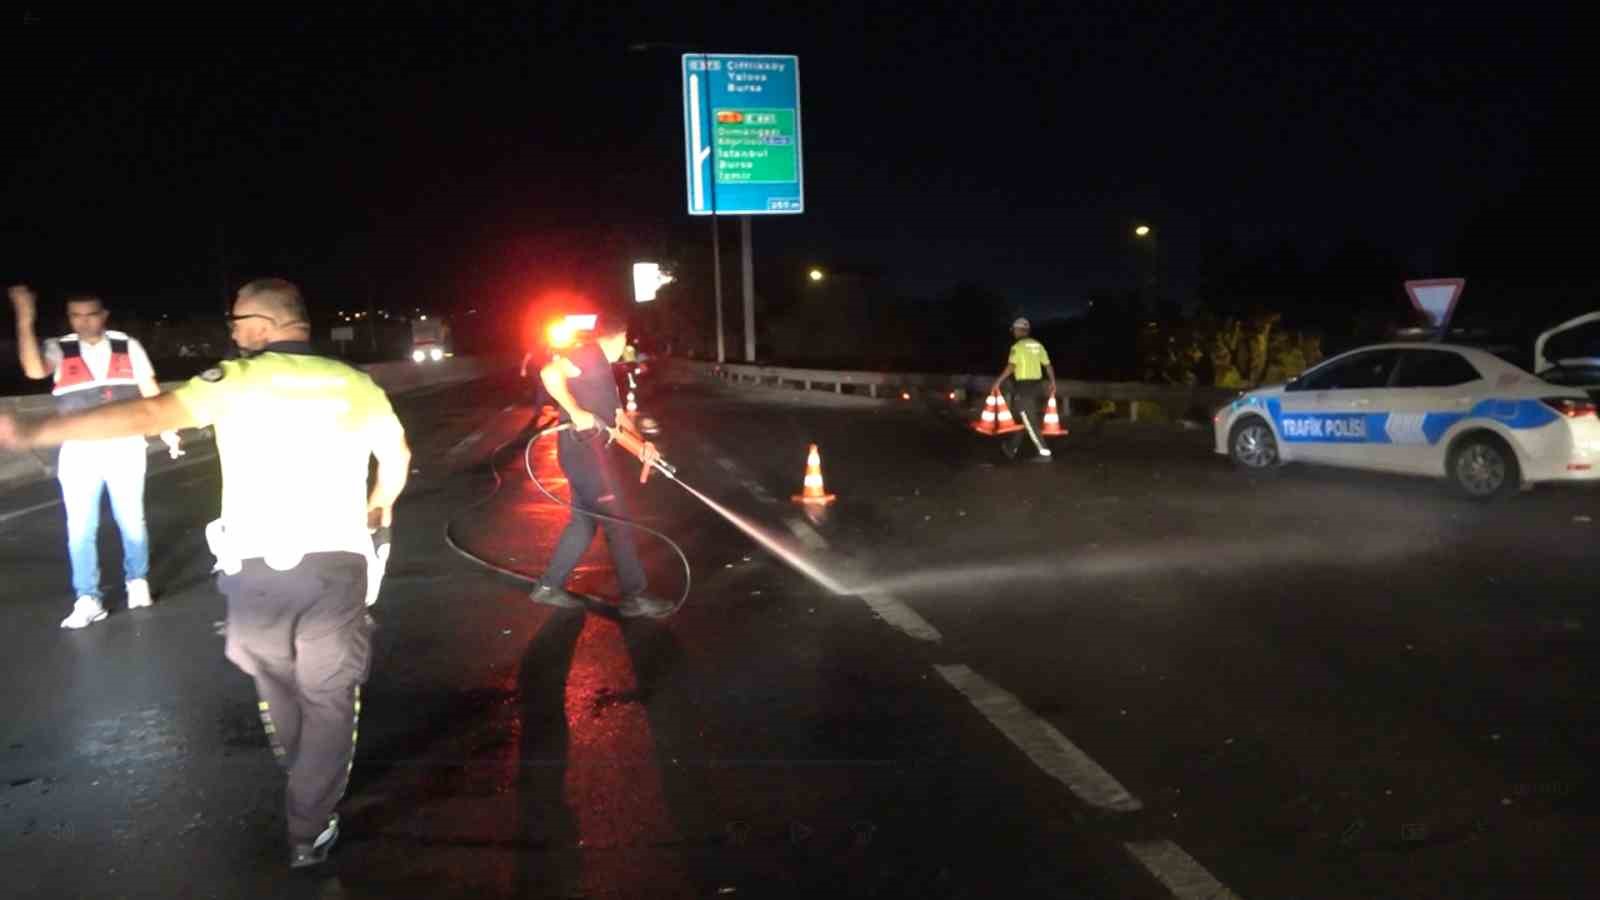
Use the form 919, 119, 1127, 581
0, 374, 1152, 899
662, 377, 1600, 899
5, 369, 1598, 898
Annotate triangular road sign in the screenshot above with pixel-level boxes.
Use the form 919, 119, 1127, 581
1404, 278, 1465, 331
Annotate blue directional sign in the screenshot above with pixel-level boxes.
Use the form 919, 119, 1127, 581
682, 54, 803, 216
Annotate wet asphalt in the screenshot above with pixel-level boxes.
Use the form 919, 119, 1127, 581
2, 369, 1599, 899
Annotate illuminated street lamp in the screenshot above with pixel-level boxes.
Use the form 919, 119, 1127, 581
807, 267, 825, 283
1134, 224, 1152, 238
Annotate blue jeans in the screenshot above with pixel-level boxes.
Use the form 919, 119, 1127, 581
539, 427, 648, 598
56, 440, 150, 600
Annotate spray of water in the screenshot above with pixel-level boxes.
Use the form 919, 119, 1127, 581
845, 532, 1439, 598
668, 477, 853, 596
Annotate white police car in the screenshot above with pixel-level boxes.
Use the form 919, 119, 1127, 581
1215, 339, 1600, 499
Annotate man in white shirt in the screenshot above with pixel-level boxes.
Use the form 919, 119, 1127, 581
8, 285, 180, 628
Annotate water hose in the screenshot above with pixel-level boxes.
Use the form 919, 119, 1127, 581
443, 416, 693, 618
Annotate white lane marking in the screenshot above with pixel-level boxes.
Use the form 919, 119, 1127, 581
1125, 840, 1242, 900
861, 592, 943, 642
934, 663, 1141, 812
0, 497, 64, 525
448, 430, 485, 457
783, 517, 828, 551
713, 449, 935, 639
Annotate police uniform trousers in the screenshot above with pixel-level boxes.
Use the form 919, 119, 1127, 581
220, 552, 372, 843
1006, 379, 1049, 453
540, 426, 649, 597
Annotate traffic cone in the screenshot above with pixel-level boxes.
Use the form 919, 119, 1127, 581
792, 444, 837, 505
972, 391, 1002, 435
1042, 395, 1067, 436
972, 390, 1025, 436
994, 394, 1023, 434
626, 390, 638, 415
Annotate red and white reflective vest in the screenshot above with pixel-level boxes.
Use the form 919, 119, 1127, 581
52, 331, 142, 414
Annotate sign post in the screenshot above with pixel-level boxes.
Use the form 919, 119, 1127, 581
683, 53, 803, 362
1404, 278, 1466, 339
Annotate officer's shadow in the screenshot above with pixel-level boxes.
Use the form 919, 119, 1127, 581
514, 609, 687, 899
511, 608, 586, 897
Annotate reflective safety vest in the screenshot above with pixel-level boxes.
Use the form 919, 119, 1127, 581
52, 331, 142, 414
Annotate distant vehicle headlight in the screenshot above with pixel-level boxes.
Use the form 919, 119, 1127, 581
429, 347, 444, 361
412, 349, 426, 363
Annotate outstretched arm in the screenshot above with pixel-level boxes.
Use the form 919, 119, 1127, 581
0, 393, 197, 450
9, 286, 49, 380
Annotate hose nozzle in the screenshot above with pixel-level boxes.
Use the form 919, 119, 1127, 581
610, 425, 677, 481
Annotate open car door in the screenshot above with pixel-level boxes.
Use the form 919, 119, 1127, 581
1535, 311, 1600, 401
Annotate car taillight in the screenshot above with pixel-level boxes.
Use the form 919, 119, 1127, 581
1542, 397, 1598, 418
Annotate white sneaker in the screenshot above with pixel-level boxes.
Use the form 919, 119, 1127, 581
61, 596, 108, 629
126, 579, 153, 609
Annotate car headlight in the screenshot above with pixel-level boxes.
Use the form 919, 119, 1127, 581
429, 347, 444, 361
411, 349, 426, 363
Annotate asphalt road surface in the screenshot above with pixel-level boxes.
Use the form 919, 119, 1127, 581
2, 369, 1598, 899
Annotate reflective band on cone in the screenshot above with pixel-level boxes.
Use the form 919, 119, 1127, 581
973, 389, 1025, 436
793, 444, 837, 505
1042, 395, 1066, 436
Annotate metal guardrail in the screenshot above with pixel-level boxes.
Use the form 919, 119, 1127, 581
671, 359, 1238, 424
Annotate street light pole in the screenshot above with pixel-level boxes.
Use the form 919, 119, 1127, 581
711, 215, 725, 363
741, 215, 756, 361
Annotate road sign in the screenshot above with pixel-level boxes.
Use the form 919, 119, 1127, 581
1404, 278, 1465, 332
682, 54, 803, 216
632, 262, 674, 303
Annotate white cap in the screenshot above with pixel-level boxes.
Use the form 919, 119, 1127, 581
1012, 317, 1031, 330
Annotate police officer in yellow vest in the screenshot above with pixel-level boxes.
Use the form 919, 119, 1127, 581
0, 278, 411, 869
990, 317, 1058, 461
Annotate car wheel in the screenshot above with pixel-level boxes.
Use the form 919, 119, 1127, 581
1229, 417, 1279, 469
1448, 434, 1520, 501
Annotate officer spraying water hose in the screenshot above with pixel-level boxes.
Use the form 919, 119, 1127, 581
528, 312, 675, 618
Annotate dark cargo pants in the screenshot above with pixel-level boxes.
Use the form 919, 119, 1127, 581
220, 552, 372, 844
1005, 378, 1049, 456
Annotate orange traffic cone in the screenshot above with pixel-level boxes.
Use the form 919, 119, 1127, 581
792, 444, 837, 505
973, 390, 1024, 436
966, 389, 1017, 435
626, 390, 638, 415
973, 391, 1001, 435
1041, 395, 1066, 436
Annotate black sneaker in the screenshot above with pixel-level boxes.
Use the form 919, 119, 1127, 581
618, 594, 673, 619
289, 815, 340, 869
1000, 438, 1020, 460
530, 584, 585, 609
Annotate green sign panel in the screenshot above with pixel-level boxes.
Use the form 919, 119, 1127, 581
714, 109, 798, 184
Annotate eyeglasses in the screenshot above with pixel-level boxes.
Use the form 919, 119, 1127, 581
226, 314, 307, 328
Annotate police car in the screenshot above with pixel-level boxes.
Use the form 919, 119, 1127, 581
1215, 330, 1600, 499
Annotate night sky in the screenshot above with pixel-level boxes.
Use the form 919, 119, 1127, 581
1, 4, 1583, 327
